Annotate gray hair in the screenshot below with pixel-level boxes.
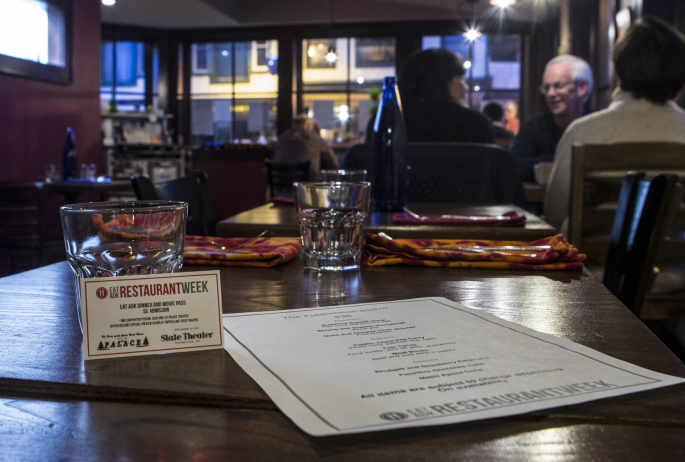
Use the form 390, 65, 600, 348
545, 55, 594, 103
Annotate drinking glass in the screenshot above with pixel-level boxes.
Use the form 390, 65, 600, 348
295, 182, 371, 271
60, 201, 188, 326
318, 170, 368, 182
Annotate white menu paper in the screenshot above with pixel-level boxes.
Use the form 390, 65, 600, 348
223, 298, 685, 436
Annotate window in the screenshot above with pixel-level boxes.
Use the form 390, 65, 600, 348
422, 34, 521, 111
355, 38, 395, 68
190, 41, 279, 145
100, 41, 153, 112
305, 39, 337, 69
302, 37, 395, 143
0, 0, 71, 84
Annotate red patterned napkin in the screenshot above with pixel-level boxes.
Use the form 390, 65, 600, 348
184, 236, 301, 267
392, 210, 526, 227
363, 234, 585, 270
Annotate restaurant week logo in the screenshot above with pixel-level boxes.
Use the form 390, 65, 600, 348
96, 287, 108, 299
105, 280, 209, 299
380, 380, 618, 422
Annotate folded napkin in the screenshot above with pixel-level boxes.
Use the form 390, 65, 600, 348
362, 234, 585, 271
271, 196, 295, 205
392, 211, 526, 227
184, 236, 301, 267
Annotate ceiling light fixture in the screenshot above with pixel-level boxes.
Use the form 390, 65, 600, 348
490, 0, 515, 7
102, 0, 116, 6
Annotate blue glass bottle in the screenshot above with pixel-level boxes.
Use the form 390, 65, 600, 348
62, 127, 77, 181
372, 76, 407, 211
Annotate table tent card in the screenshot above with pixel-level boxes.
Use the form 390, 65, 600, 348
223, 297, 685, 436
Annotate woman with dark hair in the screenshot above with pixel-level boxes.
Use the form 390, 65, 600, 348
545, 16, 685, 233
398, 48, 494, 143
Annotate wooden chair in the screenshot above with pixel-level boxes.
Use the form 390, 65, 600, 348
264, 159, 310, 199
131, 171, 216, 236
602, 173, 683, 315
0, 182, 65, 276
569, 143, 685, 319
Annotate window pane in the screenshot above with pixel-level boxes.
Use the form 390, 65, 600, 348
304, 39, 337, 69
422, 34, 521, 111
100, 41, 150, 113
302, 37, 394, 143
191, 40, 278, 144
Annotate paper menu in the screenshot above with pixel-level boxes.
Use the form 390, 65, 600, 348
223, 298, 684, 436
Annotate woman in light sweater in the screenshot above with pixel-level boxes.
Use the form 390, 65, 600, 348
544, 16, 685, 233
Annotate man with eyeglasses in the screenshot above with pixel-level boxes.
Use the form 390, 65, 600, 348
509, 55, 593, 182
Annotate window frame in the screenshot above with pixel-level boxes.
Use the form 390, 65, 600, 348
0, 0, 72, 85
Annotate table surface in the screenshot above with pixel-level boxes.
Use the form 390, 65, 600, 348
216, 203, 557, 241
1, 260, 684, 460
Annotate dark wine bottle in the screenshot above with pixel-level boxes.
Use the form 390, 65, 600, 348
62, 127, 77, 181
371, 76, 408, 211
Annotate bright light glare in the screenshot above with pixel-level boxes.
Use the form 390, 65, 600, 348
338, 105, 349, 122
357, 76, 364, 84
490, 0, 515, 7
0, 0, 49, 64
464, 29, 482, 41
464, 61, 472, 69
102, 0, 116, 6
221, 50, 229, 57
474, 86, 480, 91
326, 50, 337, 63
307, 46, 316, 58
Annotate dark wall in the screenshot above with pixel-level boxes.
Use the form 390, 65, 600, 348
0, 0, 102, 182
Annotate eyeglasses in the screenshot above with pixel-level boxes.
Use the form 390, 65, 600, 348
539, 80, 579, 95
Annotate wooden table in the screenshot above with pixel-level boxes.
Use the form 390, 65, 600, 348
216, 203, 556, 241
45, 179, 134, 203
1, 260, 684, 460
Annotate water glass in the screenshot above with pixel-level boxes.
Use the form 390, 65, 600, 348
318, 170, 368, 182
295, 182, 371, 271
60, 201, 188, 326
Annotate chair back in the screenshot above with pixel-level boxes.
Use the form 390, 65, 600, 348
406, 142, 529, 208
265, 159, 310, 198
131, 172, 216, 236
569, 143, 685, 264
602, 173, 683, 315
339, 143, 373, 172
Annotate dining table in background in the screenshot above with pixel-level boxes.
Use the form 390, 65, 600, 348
1, 259, 684, 460
216, 203, 557, 241
44, 178, 134, 204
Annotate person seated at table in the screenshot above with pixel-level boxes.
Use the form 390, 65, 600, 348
510, 55, 593, 182
544, 16, 685, 234
272, 114, 338, 176
483, 102, 515, 146
398, 48, 494, 143
504, 101, 520, 135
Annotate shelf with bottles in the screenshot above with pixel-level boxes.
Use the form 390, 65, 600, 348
102, 111, 174, 146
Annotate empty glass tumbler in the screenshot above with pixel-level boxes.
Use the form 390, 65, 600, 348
60, 201, 188, 326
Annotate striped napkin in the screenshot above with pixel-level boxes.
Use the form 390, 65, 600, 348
184, 236, 301, 267
362, 234, 585, 270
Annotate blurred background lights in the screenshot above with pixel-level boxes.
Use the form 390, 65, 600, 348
307, 46, 316, 58
464, 29, 482, 41
102, 0, 116, 5
474, 85, 480, 91
490, 0, 516, 7
464, 60, 472, 69
357, 76, 364, 84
